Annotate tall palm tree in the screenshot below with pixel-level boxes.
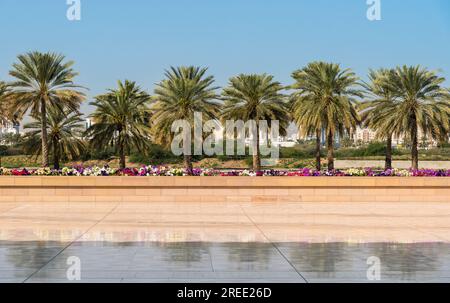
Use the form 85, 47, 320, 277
359, 69, 397, 170
0, 81, 11, 167
85, 80, 151, 169
221, 74, 289, 171
152, 66, 219, 172
23, 107, 86, 170
0, 81, 12, 126
290, 62, 362, 170
8, 51, 86, 167
380, 66, 450, 170
289, 94, 323, 171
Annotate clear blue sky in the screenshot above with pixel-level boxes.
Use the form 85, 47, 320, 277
0, 0, 449, 116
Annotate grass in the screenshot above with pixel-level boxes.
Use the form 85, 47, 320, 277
0, 155, 41, 168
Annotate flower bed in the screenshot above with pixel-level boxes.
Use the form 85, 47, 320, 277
1, 166, 450, 177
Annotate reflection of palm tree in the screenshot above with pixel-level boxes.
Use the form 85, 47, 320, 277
158, 242, 209, 265
367, 243, 441, 280
6, 241, 63, 279
287, 243, 347, 277
225, 243, 273, 271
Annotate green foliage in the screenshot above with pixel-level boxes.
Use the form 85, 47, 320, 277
129, 144, 178, 165
86, 80, 151, 169
336, 142, 403, 158
0, 145, 8, 156
280, 145, 317, 159
0, 81, 12, 123
152, 66, 219, 146
290, 61, 362, 170
369, 66, 450, 169
222, 73, 289, 170
0, 155, 41, 168
8, 51, 86, 167
23, 107, 86, 169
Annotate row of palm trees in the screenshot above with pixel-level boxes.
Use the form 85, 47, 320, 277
1, 51, 450, 171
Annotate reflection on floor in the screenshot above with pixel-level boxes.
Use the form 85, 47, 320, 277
0, 200, 450, 283
1, 241, 449, 283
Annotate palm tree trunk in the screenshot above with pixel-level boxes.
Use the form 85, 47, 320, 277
411, 124, 419, 170
385, 135, 393, 170
116, 130, 127, 170
40, 100, 49, 167
327, 130, 335, 171
184, 155, 193, 173
253, 122, 261, 171
53, 140, 60, 170
315, 129, 321, 171
119, 143, 126, 170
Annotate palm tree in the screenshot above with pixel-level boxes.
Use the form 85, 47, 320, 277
23, 107, 86, 170
8, 51, 86, 167
85, 80, 151, 169
290, 62, 362, 170
359, 69, 397, 170
380, 66, 450, 170
0, 81, 11, 167
221, 74, 289, 171
289, 94, 323, 171
0, 81, 11, 126
152, 66, 219, 172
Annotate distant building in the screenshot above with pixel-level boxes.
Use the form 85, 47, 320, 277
85, 118, 93, 130
0, 121, 20, 136
353, 127, 377, 144
352, 127, 438, 149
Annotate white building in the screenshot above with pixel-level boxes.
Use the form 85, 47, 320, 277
0, 121, 19, 136
85, 118, 93, 130
353, 127, 377, 144
353, 127, 438, 148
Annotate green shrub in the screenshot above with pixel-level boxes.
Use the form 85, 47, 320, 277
129, 144, 179, 165
336, 142, 404, 158
280, 144, 317, 159
0, 146, 7, 156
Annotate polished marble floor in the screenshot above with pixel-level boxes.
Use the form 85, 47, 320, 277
0, 201, 450, 283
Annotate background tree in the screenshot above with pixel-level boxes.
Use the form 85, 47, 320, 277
152, 66, 219, 172
0, 81, 11, 167
1, 133, 24, 147
383, 66, 450, 170
8, 51, 85, 167
291, 62, 362, 170
359, 69, 396, 170
85, 80, 151, 169
23, 107, 86, 169
0, 81, 11, 126
289, 92, 324, 171
222, 74, 289, 171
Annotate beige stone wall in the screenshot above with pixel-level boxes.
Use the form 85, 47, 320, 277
0, 177, 449, 203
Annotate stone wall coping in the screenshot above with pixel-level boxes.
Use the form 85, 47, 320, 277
0, 176, 448, 188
